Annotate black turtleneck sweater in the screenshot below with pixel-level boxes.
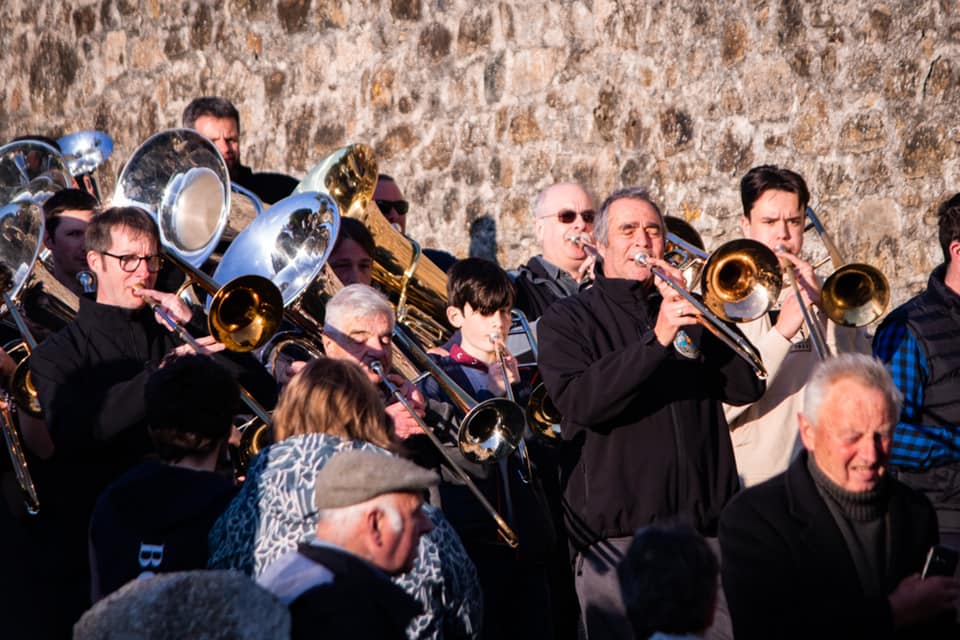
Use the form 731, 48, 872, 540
808, 455, 890, 597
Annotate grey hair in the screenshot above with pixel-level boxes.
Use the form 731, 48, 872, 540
324, 284, 395, 333
316, 495, 403, 534
595, 187, 665, 246
802, 354, 903, 427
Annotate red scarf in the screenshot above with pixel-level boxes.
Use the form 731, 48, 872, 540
450, 344, 488, 372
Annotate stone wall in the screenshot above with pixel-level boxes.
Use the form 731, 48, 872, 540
3, 0, 959, 310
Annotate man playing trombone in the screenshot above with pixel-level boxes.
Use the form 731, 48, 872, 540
537, 187, 764, 640
29, 207, 277, 631
726, 165, 870, 488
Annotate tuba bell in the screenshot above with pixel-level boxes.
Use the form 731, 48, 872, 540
296, 144, 452, 347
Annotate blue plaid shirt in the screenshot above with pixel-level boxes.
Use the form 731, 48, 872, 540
873, 320, 960, 469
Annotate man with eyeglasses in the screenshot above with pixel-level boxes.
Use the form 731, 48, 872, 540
29, 206, 277, 629
512, 182, 598, 323
375, 174, 458, 272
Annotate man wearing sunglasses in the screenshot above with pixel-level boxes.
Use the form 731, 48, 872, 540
512, 182, 598, 323
375, 174, 458, 271
29, 207, 277, 629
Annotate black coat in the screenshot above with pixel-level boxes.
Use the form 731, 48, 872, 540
88, 462, 237, 601
719, 451, 949, 639
537, 273, 763, 548
286, 544, 421, 640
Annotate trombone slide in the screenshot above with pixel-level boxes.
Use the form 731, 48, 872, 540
371, 361, 519, 549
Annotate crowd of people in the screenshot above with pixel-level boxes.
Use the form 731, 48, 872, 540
1, 95, 959, 640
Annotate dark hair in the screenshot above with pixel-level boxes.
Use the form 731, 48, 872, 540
85, 206, 158, 254
335, 217, 376, 258
377, 173, 395, 183
618, 524, 719, 640
595, 187, 665, 246
182, 96, 240, 130
43, 189, 99, 234
936, 193, 960, 262
740, 165, 810, 219
145, 355, 239, 462
447, 257, 515, 314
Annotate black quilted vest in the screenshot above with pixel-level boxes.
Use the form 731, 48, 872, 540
884, 265, 960, 426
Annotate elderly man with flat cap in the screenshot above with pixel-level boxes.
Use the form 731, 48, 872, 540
258, 450, 439, 640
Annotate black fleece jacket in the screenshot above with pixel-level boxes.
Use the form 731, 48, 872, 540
537, 272, 764, 549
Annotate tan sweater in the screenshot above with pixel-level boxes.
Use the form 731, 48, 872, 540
724, 301, 870, 487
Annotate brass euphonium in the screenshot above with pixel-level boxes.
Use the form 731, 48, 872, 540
296, 144, 452, 347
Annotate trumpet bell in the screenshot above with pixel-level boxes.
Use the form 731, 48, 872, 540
458, 398, 528, 464
821, 263, 890, 327
208, 274, 284, 352
701, 239, 783, 322
10, 358, 40, 417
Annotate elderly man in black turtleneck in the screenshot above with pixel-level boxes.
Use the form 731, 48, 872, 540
720, 353, 960, 639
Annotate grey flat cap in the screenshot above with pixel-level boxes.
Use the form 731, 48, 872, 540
315, 450, 440, 510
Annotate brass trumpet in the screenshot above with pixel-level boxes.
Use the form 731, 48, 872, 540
489, 333, 533, 481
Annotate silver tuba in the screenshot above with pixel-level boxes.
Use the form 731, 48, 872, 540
113, 129, 283, 353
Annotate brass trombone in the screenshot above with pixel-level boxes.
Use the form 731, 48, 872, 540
391, 324, 528, 465
114, 130, 283, 433
569, 233, 779, 379
371, 360, 520, 549
804, 207, 890, 329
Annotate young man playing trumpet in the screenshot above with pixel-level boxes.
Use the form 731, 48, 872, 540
727, 165, 870, 488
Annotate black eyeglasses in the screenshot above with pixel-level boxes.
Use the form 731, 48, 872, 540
101, 251, 164, 273
544, 209, 596, 225
376, 199, 410, 217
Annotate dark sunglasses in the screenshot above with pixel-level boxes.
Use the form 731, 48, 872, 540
550, 209, 596, 225
376, 199, 410, 217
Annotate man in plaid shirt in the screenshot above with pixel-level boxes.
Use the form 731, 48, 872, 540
873, 193, 960, 548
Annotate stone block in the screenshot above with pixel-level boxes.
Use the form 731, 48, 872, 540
902, 126, 945, 179
458, 7, 493, 54
744, 59, 793, 122
422, 129, 457, 171
721, 20, 748, 66
391, 0, 421, 21
508, 108, 542, 144
838, 111, 886, 153
376, 124, 420, 160
419, 22, 452, 61
507, 48, 563, 97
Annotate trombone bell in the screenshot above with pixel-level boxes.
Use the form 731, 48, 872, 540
701, 239, 782, 323
821, 263, 890, 327
207, 275, 284, 352
457, 398, 528, 465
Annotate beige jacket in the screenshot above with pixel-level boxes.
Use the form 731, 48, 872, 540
724, 302, 870, 487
